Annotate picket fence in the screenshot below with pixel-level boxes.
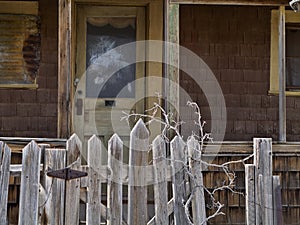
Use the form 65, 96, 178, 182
0, 119, 283, 225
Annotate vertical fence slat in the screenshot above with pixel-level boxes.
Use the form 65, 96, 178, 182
87, 135, 103, 225
65, 134, 82, 225
18, 141, 41, 225
128, 119, 149, 225
187, 137, 207, 225
245, 164, 255, 225
273, 176, 283, 225
43, 149, 66, 225
170, 136, 188, 225
254, 138, 273, 225
107, 134, 123, 225
0, 143, 11, 225
152, 135, 168, 225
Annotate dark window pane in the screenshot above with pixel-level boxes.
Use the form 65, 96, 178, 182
286, 25, 300, 90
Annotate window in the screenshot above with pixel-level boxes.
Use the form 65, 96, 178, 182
0, 1, 40, 88
269, 9, 300, 95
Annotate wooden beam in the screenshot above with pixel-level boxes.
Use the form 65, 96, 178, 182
165, 2, 180, 136
170, 0, 287, 5
278, 5, 286, 142
58, 0, 72, 138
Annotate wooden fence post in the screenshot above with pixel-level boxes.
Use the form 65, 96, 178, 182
65, 134, 82, 225
187, 137, 207, 225
152, 135, 168, 225
0, 142, 11, 225
86, 135, 103, 225
273, 176, 283, 225
170, 136, 188, 225
43, 149, 66, 225
254, 138, 273, 225
245, 164, 255, 225
107, 134, 123, 225
128, 119, 149, 225
18, 141, 41, 225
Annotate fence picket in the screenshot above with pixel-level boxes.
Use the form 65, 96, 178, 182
18, 141, 41, 225
65, 134, 82, 225
254, 138, 273, 225
43, 149, 66, 225
273, 176, 283, 225
187, 137, 207, 225
107, 134, 123, 225
86, 135, 103, 225
152, 135, 168, 225
0, 143, 11, 225
128, 119, 149, 225
170, 136, 188, 225
245, 164, 255, 225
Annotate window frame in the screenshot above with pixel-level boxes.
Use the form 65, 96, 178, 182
269, 9, 300, 96
0, 1, 39, 89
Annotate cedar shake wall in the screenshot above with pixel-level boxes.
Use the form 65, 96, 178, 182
0, 0, 58, 138
180, 5, 300, 141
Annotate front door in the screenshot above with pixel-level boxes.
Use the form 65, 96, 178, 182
73, 5, 146, 161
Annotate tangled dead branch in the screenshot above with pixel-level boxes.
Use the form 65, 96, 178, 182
121, 96, 253, 224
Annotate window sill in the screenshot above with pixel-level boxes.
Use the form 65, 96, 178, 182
0, 84, 38, 89
268, 90, 300, 97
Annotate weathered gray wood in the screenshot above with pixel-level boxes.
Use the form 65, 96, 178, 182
278, 5, 286, 142
43, 149, 66, 225
170, 136, 188, 225
65, 134, 82, 225
107, 134, 123, 225
128, 119, 149, 225
152, 135, 168, 225
245, 164, 255, 225
165, 3, 180, 127
18, 141, 41, 225
254, 138, 273, 225
273, 176, 283, 225
0, 142, 11, 225
147, 198, 174, 225
187, 137, 207, 225
87, 135, 103, 225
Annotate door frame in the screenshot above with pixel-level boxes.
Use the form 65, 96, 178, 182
58, 0, 163, 138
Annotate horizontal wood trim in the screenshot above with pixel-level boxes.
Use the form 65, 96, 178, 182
74, 0, 161, 5
268, 90, 300, 96
0, 83, 38, 89
0, 1, 38, 15
170, 0, 287, 5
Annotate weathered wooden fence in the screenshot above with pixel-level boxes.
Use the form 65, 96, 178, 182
0, 119, 283, 225
245, 138, 283, 225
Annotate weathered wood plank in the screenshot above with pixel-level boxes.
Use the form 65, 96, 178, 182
245, 164, 255, 225
187, 137, 207, 225
18, 141, 41, 225
58, 0, 72, 138
152, 135, 168, 225
128, 119, 149, 225
107, 134, 123, 225
87, 135, 104, 225
170, 136, 188, 225
254, 138, 273, 225
166, 3, 180, 128
147, 198, 174, 225
65, 134, 82, 225
0, 142, 11, 225
43, 149, 66, 225
169, 0, 287, 5
273, 176, 283, 225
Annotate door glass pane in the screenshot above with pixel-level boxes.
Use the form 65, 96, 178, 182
86, 17, 136, 98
